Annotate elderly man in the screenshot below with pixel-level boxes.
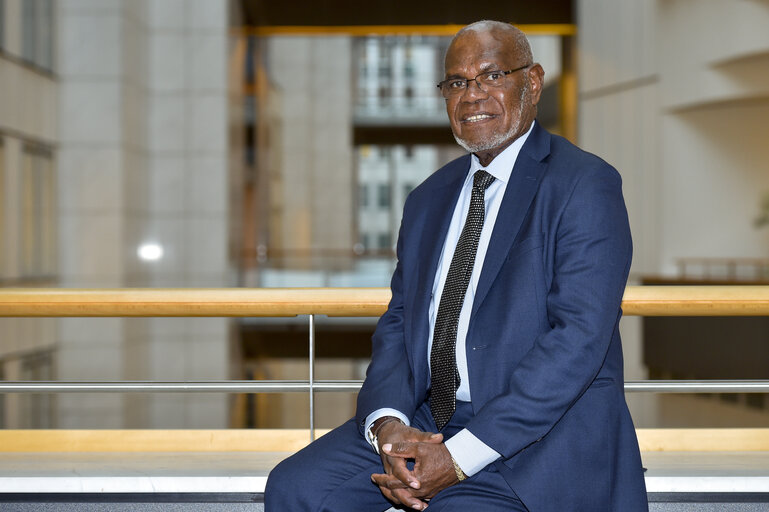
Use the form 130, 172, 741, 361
266, 20, 648, 511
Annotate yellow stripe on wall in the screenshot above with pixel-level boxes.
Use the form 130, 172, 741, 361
236, 24, 577, 37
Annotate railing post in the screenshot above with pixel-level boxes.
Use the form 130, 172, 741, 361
309, 314, 316, 441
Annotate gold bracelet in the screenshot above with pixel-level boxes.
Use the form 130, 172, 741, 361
451, 456, 467, 482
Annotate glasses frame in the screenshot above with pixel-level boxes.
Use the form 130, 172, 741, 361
436, 64, 531, 98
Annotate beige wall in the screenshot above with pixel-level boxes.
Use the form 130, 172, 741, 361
578, 0, 769, 425
578, 0, 769, 278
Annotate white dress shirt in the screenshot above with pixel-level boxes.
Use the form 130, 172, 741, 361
365, 123, 534, 476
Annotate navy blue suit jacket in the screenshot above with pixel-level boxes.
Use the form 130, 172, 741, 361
356, 122, 648, 511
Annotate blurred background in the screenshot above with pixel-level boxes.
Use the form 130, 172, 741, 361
0, 0, 768, 431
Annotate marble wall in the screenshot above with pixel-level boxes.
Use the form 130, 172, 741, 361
55, 0, 230, 428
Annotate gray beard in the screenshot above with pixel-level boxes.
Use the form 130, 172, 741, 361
453, 124, 520, 154
453, 82, 529, 155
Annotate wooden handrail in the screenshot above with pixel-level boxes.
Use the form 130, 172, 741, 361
621, 285, 769, 316
0, 428, 767, 453
1, 286, 769, 317
0, 288, 391, 317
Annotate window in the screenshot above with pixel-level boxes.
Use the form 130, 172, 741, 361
21, 0, 54, 71
377, 184, 390, 208
359, 184, 368, 208
22, 0, 35, 62
377, 232, 392, 249
20, 145, 56, 279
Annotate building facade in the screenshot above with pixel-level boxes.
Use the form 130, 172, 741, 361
1, 0, 230, 428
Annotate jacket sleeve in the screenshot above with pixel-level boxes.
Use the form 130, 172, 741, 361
463, 164, 632, 458
355, 201, 418, 435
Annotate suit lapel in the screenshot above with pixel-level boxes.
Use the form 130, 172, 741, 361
471, 124, 551, 318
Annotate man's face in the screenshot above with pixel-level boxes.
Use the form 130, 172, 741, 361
443, 31, 542, 155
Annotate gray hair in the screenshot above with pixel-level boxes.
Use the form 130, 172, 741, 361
449, 20, 534, 65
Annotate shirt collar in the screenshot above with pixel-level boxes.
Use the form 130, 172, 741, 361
467, 120, 535, 185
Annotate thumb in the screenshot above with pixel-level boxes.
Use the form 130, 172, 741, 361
383, 441, 417, 458
426, 432, 443, 443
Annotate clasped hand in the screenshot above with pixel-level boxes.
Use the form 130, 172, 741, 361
370, 421, 460, 510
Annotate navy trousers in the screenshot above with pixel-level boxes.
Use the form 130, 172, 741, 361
265, 402, 528, 512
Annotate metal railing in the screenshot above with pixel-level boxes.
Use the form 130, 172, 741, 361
2, 285, 769, 439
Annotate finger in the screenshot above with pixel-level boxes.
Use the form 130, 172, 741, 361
376, 485, 398, 506
387, 455, 420, 489
372, 474, 429, 511
373, 472, 421, 507
384, 455, 420, 489
425, 432, 443, 443
372, 473, 406, 505
383, 442, 419, 459
390, 486, 428, 511
407, 429, 443, 443
380, 454, 393, 475
371, 473, 409, 489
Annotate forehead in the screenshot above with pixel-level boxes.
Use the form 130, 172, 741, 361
444, 31, 515, 76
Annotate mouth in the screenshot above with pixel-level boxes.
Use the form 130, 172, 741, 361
461, 113, 496, 124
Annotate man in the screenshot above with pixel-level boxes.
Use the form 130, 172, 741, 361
266, 20, 648, 511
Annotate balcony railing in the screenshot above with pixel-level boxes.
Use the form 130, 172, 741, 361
1, 286, 769, 441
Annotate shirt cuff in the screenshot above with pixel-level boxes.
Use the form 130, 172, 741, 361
444, 428, 501, 477
364, 408, 411, 452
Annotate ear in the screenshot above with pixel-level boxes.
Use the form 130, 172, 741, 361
527, 63, 545, 106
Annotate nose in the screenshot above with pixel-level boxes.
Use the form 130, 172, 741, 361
461, 78, 488, 100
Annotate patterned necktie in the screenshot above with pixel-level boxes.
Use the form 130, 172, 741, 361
430, 169, 495, 430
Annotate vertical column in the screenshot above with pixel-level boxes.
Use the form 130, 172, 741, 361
142, 0, 229, 428
57, 0, 135, 427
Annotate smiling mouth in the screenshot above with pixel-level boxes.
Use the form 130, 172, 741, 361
462, 113, 496, 123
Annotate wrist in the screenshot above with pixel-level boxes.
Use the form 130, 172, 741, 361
372, 416, 402, 437
367, 416, 404, 454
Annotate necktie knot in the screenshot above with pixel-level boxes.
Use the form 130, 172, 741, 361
473, 169, 495, 191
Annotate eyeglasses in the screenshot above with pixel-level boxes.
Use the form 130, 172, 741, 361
436, 64, 531, 98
